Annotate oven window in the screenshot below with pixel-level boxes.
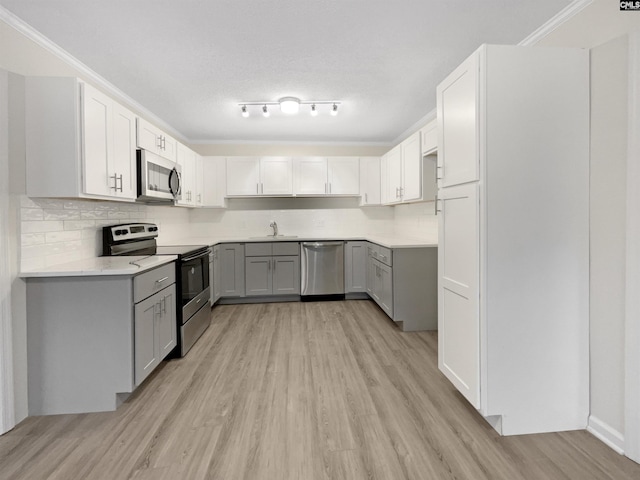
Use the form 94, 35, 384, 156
181, 256, 209, 306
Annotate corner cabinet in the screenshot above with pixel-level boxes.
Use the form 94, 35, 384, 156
382, 131, 435, 205
359, 157, 381, 206
437, 44, 589, 436
25, 77, 137, 201
202, 156, 227, 208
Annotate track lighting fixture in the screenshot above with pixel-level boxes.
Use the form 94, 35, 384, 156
238, 98, 341, 118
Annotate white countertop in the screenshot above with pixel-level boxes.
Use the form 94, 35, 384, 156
20, 255, 178, 278
160, 234, 437, 249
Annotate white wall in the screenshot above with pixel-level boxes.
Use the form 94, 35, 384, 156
588, 34, 628, 448
533, 0, 640, 454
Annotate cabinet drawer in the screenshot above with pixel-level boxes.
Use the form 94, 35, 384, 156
245, 243, 272, 256
272, 242, 299, 256
134, 263, 175, 303
368, 243, 392, 267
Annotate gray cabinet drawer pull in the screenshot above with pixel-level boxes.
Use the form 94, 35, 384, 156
155, 276, 169, 284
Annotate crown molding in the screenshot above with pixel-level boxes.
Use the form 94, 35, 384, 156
188, 138, 393, 147
390, 108, 437, 147
518, 0, 594, 46
0, 6, 187, 142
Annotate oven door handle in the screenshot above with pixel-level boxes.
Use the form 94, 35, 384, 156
181, 248, 212, 262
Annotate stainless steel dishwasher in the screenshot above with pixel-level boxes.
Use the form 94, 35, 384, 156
301, 241, 345, 296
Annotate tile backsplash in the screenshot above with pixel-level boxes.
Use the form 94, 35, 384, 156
19, 196, 436, 271
19, 197, 189, 270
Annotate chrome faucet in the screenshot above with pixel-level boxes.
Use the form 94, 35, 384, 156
270, 221, 278, 237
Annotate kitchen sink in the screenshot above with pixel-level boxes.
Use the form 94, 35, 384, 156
249, 235, 299, 240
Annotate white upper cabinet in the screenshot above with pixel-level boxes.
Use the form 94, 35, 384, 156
194, 154, 204, 207
382, 130, 435, 205
359, 157, 381, 206
136, 117, 177, 162
226, 157, 260, 196
25, 77, 137, 201
260, 157, 293, 195
293, 157, 327, 195
201, 156, 227, 208
436, 51, 479, 188
420, 121, 437, 155
400, 132, 421, 202
384, 146, 402, 204
327, 157, 359, 195
226, 157, 292, 196
176, 143, 196, 206
111, 103, 137, 199
294, 157, 359, 196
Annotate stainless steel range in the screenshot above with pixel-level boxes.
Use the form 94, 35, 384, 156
103, 223, 211, 356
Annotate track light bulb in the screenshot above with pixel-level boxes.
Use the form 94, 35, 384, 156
262, 105, 270, 117
241, 105, 249, 118
310, 104, 318, 116
330, 103, 339, 116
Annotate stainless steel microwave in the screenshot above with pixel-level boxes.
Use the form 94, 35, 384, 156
136, 149, 181, 202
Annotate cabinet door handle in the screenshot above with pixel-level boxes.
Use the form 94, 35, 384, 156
436, 165, 443, 180
157, 136, 163, 149
436, 194, 442, 214
257, 183, 259, 194
273, 258, 276, 271
117, 174, 123, 192
162, 296, 166, 314
155, 276, 169, 284
268, 258, 271, 271
395, 187, 399, 198
109, 174, 118, 190
329, 183, 332, 194
155, 302, 161, 318
261, 183, 264, 194
364, 193, 368, 203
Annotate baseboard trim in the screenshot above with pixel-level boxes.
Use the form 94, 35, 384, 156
587, 416, 625, 455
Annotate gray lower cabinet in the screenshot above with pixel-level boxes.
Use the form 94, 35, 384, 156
212, 244, 222, 303
134, 284, 176, 386
367, 245, 393, 317
273, 256, 300, 294
345, 241, 368, 293
245, 242, 300, 296
245, 256, 272, 295
366, 242, 437, 331
26, 262, 177, 415
219, 243, 245, 297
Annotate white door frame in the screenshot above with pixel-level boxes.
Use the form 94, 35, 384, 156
625, 31, 640, 464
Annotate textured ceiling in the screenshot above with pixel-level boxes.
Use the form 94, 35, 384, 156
0, 0, 573, 144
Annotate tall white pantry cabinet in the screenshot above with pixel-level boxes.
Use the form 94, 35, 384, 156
436, 45, 589, 436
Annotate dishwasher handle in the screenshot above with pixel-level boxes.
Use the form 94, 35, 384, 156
301, 241, 344, 248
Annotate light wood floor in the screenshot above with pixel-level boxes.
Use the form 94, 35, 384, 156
2, 300, 640, 480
